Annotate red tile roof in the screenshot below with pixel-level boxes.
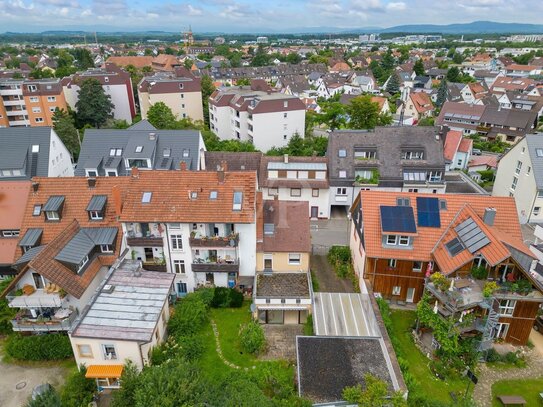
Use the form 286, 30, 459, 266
118, 170, 257, 223
443, 130, 463, 162
468, 155, 498, 169
410, 92, 434, 114
458, 138, 473, 153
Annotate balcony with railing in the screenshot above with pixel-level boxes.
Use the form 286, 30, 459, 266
189, 232, 239, 248
7, 288, 66, 309
192, 257, 239, 273
126, 223, 164, 247
11, 308, 78, 332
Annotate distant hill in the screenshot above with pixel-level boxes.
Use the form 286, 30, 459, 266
378, 21, 543, 34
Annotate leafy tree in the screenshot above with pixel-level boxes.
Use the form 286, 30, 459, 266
144, 48, 153, 56
380, 51, 395, 71
239, 320, 266, 354
60, 366, 96, 407
309, 54, 329, 64
286, 52, 301, 64
266, 134, 327, 156
55, 50, 76, 78
413, 59, 425, 76
0, 278, 16, 335
70, 48, 94, 70
25, 386, 61, 407
75, 78, 114, 128
385, 73, 400, 94
346, 95, 380, 130
417, 117, 435, 126
320, 102, 346, 130
183, 58, 193, 70
342, 374, 407, 407
452, 52, 464, 64
251, 45, 271, 67
111, 361, 139, 407
436, 79, 448, 108
30, 67, 54, 79
229, 52, 242, 67
146, 102, 177, 129
124, 64, 143, 106
446, 66, 460, 82
236, 78, 251, 86
164, 47, 175, 55
142, 66, 153, 74
53, 109, 81, 160
168, 294, 208, 337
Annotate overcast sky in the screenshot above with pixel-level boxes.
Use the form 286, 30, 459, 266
1, 0, 542, 33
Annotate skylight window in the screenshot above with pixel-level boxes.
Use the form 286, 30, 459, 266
135, 146, 144, 153
33, 205, 42, 216
163, 148, 171, 158
233, 191, 243, 211
183, 149, 190, 158
209, 191, 218, 200
537, 149, 543, 157
191, 191, 198, 199
142, 192, 152, 203
31, 145, 40, 153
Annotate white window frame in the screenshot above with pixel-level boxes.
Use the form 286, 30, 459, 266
386, 235, 397, 245
499, 299, 516, 316
171, 235, 183, 251
268, 187, 278, 196
392, 286, 401, 295
413, 261, 422, 272
77, 344, 93, 358
515, 160, 522, 175
511, 176, 518, 191
100, 244, 113, 253
336, 187, 347, 196
288, 253, 301, 265
102, 344, 118, 360
290, 188, 301, 197
312, 189, 319, 197
398, 236, 410, 246
77, 255, 89, 273
46, 211, 59, 221
388, 259, 397, 268
173, 259, 185, 274
89, 210, 103, 220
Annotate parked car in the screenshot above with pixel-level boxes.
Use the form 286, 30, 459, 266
472, 149, 482, 156
533, 315, 543, 332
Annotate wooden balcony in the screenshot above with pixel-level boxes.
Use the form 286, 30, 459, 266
143, 263, 167, 272
126, 236, 163, 247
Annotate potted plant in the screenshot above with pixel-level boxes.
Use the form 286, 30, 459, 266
190, 231, 197, 239
59, 288, 67, 299
483, 281, 499, 297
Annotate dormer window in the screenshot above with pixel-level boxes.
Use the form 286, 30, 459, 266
183, 149, 190, 158
402, 150, 424, 160
77, 255, 90, 273
163, 148, 171, 157
110, 148, 123, 157
43, 196, 65, 221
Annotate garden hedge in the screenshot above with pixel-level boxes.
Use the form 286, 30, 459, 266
5, 333, 73, 361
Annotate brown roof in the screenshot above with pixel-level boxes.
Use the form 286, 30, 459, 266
491, 77, 536, 93
443, 130, 462, 162
258, 198, 311, 253
138, 69, 201, 94
256, 272, 310, 298
106, 56, 154, 69
354, 190, 524, 267
0, 181, 31, 265
118, 170, 257, 223
259, 156, 329, 189
204, 151, 263, 173
410, 92, 434, 114
506, 64, 538, 72
16, 176, 129, 262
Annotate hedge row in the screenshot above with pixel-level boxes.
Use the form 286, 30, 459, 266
5, 333, 73, 361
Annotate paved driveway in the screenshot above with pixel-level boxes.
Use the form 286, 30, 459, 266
311, 255, 354, 293
0, 345, 73, 407
310, 218, 349, 250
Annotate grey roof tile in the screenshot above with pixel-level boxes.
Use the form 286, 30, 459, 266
18, 228, 43, 247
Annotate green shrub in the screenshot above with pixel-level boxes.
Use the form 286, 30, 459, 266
111, 361, 139, 407
0, 277, 16, 335
168, 294, 208, 337
336, 263, 349, 278
5, 333, 72, 361
210, 287, 244, 308
193, 287, 215, 306
25, 386, 60, 407
239, 320, 266, 355
471, 266, 488, 280
60, 366, 95, 407
303, 314, 314, 336
178, 335, 205, 361
328, 246, 351, 264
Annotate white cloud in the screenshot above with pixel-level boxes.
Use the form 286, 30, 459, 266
187, 4, 203, 16
387, 2, 406, 11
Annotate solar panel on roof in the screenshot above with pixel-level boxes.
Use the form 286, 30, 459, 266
454, 217, 490, 253
380, 206, 417, 234
446, 237, 464, 257
416, 197, 441, 228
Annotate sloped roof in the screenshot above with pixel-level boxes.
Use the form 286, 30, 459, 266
525, 134, 543, 189
410, 92, 434, 114
106, 56, 153, 69
443, 130, 463, 162
468, 154, 498, 169
354, 190, 523, 265
119, 170, 257, 223
0, 181, 30, 265
259, 156, 329, 189
204, 151, 263, 173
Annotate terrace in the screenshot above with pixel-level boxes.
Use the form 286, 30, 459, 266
11, 308, 78, 332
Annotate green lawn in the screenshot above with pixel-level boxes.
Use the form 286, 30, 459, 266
492, 378, 543, 407
389, 310, 470, 403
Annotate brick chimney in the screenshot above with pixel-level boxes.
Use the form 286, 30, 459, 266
218, 160, 227, 183
131, 167, 140, 178
180, 161, 187, 171
112, 185, 123, 216
87, 178, 96, 188
283, 154, 289, 164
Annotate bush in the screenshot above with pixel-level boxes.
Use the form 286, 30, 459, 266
193, 287, 215, 307
25, 386, 60, 407
239, 320, 266, 355
303, 314, 314, 336
0, 277, 16, 335
111, 361, 139, 407
60, 366, 96, 407
471, 266, 488, 280
328, 246, 351, 264
5, 333, 73, 361
211, 287, 243, 308
168, 294, 208, 337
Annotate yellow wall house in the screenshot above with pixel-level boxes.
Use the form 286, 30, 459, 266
253, 196, 313, 324
69, 259, 174, 389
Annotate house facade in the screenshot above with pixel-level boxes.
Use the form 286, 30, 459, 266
443, 130, 473, 171
208, 83, 306, 151
350, 190, 541, 345
138, 68, 203, 122
118, 168, 257, 297
493, 134, 543, 223
327, 127, 446, 214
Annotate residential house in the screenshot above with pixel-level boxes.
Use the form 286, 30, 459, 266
0, 181, 30, 278
327, 127, 446, 214
436, 102, 487, 136
69, 259, 174, 386
138, 67, 203, 122
404, 91, 434, 123
0, 127, 74, 179
75, 122, 205, 176
62, 63, 136, 124
105, 56, 154, 70
350, 190, 542, 345
208, 83, 306, 151
493, 134, 543, 223
259, 155, 330, 219
253, 196, 312, 324
1, 176, 128, 333
275, 75, 313, 98
118, 168, 257, 296
505, 64, 542, 78
0, 78, 67, 127
473, 70, 504, 88
460, 82, 488, 104
151, 54, 181, 72
444, 130, 473, 171
491, 77, 537, 95
478, 106, 538, 144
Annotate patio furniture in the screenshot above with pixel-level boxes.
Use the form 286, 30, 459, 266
497, 395, 527, 406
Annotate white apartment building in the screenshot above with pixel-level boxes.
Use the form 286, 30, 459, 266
119, 169, 257, 297
209, 84, 306, 152
493, 134, 543, 223
259, 155, 330, 219
138, 68, 203, 122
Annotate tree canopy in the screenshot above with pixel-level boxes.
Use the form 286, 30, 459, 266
345, 95, 381, 130
52, 109, 81, 160
75, 78, 114, 128
147, 102, 178, 129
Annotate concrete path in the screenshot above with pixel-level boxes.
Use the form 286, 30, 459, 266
529, 328, 543, 356
310, 218, 349, 250
311, 255, 354, 293
472, 344, 543, 406
260, 325, 303, 362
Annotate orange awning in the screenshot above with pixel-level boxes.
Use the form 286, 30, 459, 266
85, 364, 124, 379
